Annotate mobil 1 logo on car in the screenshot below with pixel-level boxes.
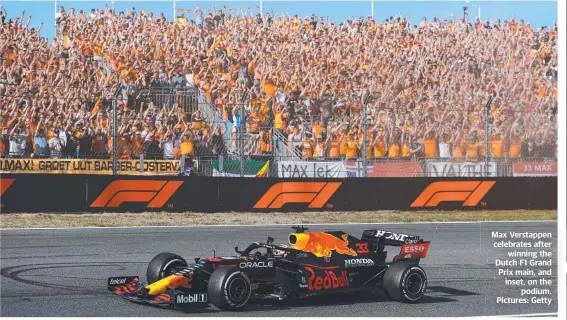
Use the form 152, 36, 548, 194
174, 293, 208, 309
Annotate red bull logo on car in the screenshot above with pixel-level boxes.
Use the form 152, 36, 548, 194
289, 232, 357, 258
304, 266, 349, 291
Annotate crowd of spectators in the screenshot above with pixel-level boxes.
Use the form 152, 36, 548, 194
0, 5, 558, 162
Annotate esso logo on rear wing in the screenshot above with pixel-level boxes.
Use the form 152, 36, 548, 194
397, 242, 430, 260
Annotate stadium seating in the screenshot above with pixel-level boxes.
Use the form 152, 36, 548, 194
0, 6, 558, 162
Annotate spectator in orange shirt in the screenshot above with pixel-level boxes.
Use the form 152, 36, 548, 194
388, 134, 401, 159
345, 133, 358, 160
259, 129, 272, 154
312, 118, 323, 139
452, 132, 466, 160
132, 131, 144, 159
300, 134, 313, 160
508, 124, 523, 158
423, 128, 439, 159
400, 133, 412, 159
312, 137, 325, 160
0, 5, 558, 165
326, 134, 341, 160
489, 130, 505, 158
91, 127, 109, 159
465, 135, 480, 162
180, 131, 194, 157
117, 133, 133, 159
372, 129, 387, 159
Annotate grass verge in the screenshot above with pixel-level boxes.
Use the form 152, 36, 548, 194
0, 210, 557, 229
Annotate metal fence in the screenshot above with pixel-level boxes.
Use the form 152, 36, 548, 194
143, 87, 200, 114
0, 86, 557, 178
1, 62, 558, 178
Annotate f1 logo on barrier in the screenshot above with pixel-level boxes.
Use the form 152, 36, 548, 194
254, 182, 342, 209
0, 178, 15, 197
91, 180, 183, 208
411, 181, 495, 207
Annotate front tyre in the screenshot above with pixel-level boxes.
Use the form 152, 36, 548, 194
383, 262, 427, 303
146, 252, 188, 284
207, 268, 251, 310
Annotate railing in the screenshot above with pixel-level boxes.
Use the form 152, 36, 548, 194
97, 56, 114, 78
272, 128, 301, 161
145, 87, 200, 113
195, 90, 226, 135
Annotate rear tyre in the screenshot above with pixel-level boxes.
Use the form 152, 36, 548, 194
146, 252, 188, 284
383, 262, 427, 303
207, 268, 251, 311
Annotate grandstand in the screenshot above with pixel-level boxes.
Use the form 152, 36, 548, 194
0, 5, 558, 177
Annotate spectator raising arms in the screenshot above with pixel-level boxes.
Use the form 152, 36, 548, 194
0, 6, 557, 160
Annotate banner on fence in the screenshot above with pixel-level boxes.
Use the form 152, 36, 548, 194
512, 162, 557, 177
212, 159, 269, 177
0, 158, 180, 175
426, 161, 497, 177
278, 161, 347, 178
345, 161, 422, 177
0, 174, 557, 213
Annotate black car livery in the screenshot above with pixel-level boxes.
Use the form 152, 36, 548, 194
108, 227, 430, 311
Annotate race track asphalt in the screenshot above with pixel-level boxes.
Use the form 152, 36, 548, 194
0, 222, 558, 317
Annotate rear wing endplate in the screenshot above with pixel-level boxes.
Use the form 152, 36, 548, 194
361, 229, 430, 260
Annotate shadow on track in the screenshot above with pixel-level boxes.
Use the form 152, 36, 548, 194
1, 262, 480, 313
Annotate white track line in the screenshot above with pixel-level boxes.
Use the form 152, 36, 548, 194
487, 313, 558, 317
0, 220, 556, 231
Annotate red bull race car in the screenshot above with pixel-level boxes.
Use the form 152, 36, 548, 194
108, 227, 430, 311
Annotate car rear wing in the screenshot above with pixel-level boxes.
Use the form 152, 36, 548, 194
361, 229, 430, 260
362, 230, 423, 246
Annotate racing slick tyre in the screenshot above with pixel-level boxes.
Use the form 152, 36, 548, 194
383, 262, 427, 303
207, 268, 251, 311
146, 252, 188, 284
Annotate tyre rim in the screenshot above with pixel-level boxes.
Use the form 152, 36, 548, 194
160, 259, 184, 279
406, 273, 424, 295
228, 278, 248, 302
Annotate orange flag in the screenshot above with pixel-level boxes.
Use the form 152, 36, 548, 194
91, 98, 103, 117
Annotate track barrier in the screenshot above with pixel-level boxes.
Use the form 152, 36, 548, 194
0, 175, 556, 213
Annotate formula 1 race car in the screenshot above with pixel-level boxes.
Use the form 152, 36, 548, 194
108, 227, 430, 311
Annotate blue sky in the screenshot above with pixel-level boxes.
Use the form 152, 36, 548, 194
1, 0, 558, 40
